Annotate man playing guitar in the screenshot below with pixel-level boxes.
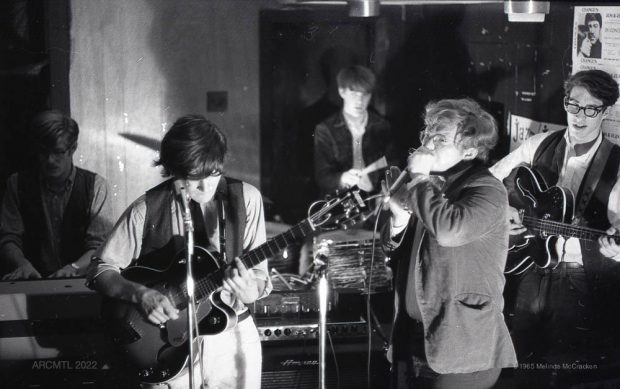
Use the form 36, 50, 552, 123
88, 115, 271, 389
490, 70, 620, 387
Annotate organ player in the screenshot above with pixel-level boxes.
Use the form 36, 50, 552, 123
0, 110, 111, 280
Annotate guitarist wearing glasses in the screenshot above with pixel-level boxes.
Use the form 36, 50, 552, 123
490, 70, 620, 386
87, 115, 271, 389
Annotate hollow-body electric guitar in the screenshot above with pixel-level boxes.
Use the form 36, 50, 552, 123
102, 189, 368, 383
505, 166, 619, 275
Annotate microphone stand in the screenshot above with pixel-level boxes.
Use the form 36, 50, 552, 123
179, 188, 199, 389
313, 242, 330, 389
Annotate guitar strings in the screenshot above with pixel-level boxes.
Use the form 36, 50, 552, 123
522, 215, 618, 241
169, 219, 314, 306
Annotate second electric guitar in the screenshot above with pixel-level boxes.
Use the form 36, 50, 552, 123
505, 166, 619, 275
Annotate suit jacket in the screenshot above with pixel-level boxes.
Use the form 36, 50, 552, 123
383, 161, 517, 374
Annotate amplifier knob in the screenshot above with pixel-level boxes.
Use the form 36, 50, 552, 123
274, 329, 282, 337
264, 329, 272, 337
284, 328, 292, 336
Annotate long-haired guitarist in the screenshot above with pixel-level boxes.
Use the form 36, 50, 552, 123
87, 115, 271, 389
490, 69, 620, 387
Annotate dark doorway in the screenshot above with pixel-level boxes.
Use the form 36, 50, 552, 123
259, 9, 376, 225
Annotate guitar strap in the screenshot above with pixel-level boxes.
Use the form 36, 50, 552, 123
574, 140, 614, 221
532, 129, 566, 186
550, 135, 567, 185
216, 196, 227, 267
189, 197, 227, 268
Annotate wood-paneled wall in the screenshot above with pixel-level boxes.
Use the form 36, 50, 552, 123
70, 0, 278, 221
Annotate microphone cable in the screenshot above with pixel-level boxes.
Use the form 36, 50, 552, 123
366, 194, 389, 389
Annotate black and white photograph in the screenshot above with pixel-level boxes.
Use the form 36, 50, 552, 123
1, 1, 620, 388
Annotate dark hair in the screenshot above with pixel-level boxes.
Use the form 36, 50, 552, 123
336, 65, 376, 94
423, 98, 498, 162
585, 13, 602, 27
30, 110, 79, 152
564, 70, 619, 107
154, 114, 227, 178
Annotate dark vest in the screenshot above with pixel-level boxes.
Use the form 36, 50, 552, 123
17, 167, 96, 276
532, 130, 620, 320
139, 177, 246, 270
532, 129, 620, 231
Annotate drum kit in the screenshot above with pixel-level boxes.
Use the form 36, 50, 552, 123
263, 183, 393, 389
315, 229, 392, 294
270, 227, 393, 295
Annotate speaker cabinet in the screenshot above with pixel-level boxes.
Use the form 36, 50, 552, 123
261, 338, 390, 389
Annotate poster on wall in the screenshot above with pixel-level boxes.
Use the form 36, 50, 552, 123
508, 113, 565, 151
572, 5, 620, 145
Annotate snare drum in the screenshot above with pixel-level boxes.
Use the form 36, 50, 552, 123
314, 237, 392, 294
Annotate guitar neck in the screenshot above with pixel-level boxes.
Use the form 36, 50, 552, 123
523, 216, 619, 243
194, 219, 314, 302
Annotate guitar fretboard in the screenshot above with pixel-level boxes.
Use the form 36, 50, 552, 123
523, 216, 619, 243
192, 219, 315, 302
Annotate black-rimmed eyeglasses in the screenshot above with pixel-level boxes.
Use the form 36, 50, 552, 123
563, 97, 606, 118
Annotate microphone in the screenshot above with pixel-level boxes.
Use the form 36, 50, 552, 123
383, 168, 410, 203
173, 179, 191, 213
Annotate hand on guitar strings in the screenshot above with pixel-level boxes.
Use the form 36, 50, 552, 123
222, 257, 261, 304
599, 227, 620, 260
138, 287, 179, 325
507, 206, 528, 236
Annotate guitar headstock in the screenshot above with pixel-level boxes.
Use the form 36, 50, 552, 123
307, 188, 370, 231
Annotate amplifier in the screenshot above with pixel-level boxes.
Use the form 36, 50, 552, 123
249, 290, 329, 319
261, 334, 389, 389
250, 289, 394, 332
256, 320, 370, 342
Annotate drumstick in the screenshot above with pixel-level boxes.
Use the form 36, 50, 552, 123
361, 156, 388, 175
